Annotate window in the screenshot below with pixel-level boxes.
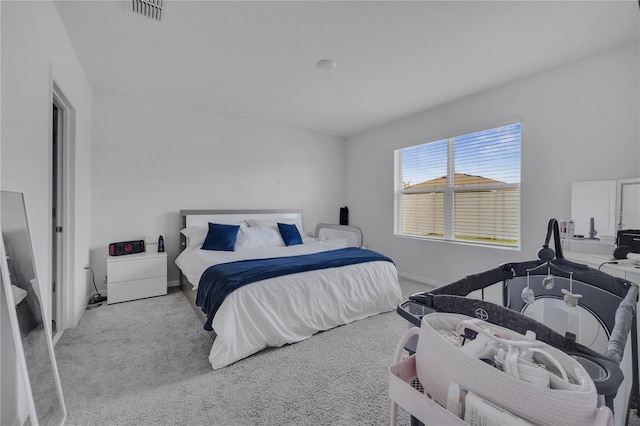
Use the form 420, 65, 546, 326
394, 123, 521, 248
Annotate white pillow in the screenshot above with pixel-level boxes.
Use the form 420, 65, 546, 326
247, 218, 303, 235
246, 218, 278, 227
235, 226, 285, 251
180, 226, 208, 248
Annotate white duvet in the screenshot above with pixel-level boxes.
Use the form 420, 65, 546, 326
175, 239, 402, 369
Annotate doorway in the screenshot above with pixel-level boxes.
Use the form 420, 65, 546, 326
52, 102, 63, 338
51, 83, 73, 343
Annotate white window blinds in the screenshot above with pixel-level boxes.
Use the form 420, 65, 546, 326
394, 123, 521, 248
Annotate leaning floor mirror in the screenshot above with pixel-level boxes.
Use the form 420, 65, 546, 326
0, 191, 66, 425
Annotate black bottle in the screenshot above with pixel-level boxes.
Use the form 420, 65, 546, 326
158, 235, 165, 253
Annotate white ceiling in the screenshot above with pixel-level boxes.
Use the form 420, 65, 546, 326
54, 0, 639, 138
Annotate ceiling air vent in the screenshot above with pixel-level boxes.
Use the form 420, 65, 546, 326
132, 0, 163, 21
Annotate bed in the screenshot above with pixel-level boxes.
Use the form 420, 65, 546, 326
175, 209, 403, 369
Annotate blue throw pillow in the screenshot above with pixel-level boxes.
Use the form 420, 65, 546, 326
201, 223, 240, 251
278, 222, 302, 246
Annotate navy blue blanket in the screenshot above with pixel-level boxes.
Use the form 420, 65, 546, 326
196, 247, 394, 331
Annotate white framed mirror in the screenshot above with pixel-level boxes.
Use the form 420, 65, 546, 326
570, 180, 617, 238
0, 191, 66, 425
617, 177, 640, 231
571, 177, 640, 239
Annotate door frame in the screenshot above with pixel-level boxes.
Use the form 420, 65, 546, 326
50, 79, 76, 344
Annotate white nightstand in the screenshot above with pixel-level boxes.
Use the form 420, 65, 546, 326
107, 251, 167, 304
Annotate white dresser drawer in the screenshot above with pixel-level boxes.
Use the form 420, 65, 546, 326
107, 276, 167, 304
108, 253, 166, 283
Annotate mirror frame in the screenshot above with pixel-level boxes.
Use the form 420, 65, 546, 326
616, 177, 640, 231
570, 177, 640, 239
570, 179, 617, 238
0, 191, 66, 426
0, 241, 38, 424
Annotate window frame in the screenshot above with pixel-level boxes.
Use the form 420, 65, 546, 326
394, 124, 521, 249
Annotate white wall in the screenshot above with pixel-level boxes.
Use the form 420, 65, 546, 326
90, 93, 346, 288
1, 0, 93, 327
1, 1, 93, 422
346, 43, 640, 286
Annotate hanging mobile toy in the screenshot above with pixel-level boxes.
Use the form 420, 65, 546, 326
542, 265, 554, 289
561, 272, 582, 307
522, 270, 535, 304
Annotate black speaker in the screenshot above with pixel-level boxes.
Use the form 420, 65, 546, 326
109, 240, 145, 256
339, 206, 349, 226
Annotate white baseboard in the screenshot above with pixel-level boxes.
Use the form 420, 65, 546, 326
84, 281, 178, 310
52, 329, 64, 346
397, 271, 444, 288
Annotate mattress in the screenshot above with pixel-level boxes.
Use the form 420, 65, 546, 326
175, 239, 402, 369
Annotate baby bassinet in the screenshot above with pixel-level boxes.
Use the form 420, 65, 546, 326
392, 219, 639, 425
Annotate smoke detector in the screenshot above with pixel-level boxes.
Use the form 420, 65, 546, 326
132, 0, 163, 21
316, 59, 337, 71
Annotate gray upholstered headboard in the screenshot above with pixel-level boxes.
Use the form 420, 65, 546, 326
178, 210, 364, 251
179, 209, 303, 252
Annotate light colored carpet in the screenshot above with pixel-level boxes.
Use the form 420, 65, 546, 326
55, 278, 430, 425
55, 278, 640, 425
